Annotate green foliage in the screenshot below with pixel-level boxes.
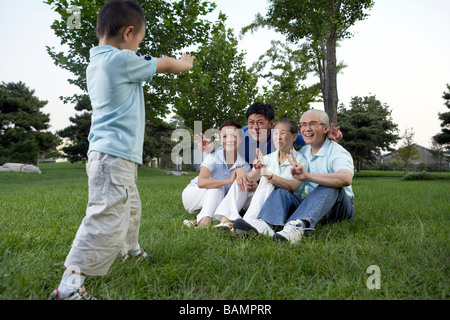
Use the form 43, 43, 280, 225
402, 172, 434, 181
254, 40, 321, 124
173, 16, 258, 130
0, 81, 61, 165
394, 128, 420, 173
57, 111, 91, 163
143, 120, 176, 165
429, 139, 447, 172
242, 0, 374, 124
243, 0, 374, 42
338, 95, 399, 171
432, 84, 450, 151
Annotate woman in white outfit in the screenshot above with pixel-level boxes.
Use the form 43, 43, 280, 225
182, 120, 251, 227
212, 119, 308, 234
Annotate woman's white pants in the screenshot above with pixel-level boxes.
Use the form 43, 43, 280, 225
182, 186, 225, 223
213, 177, 275, 222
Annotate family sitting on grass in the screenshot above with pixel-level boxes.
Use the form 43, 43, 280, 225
182, 104, 356, 244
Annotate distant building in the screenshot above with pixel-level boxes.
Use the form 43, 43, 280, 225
378, 144, 449, 171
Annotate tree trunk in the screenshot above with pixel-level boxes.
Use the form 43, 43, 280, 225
324, 35, 338, 125
356, 158, 362, 172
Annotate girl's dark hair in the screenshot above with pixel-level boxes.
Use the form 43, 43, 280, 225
96, 0, 146, 39
274, 119, 298, 135
246, 102, 275, 121
219, 120, 242, 131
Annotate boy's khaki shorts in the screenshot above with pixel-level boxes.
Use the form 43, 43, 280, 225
64, 151, 141, 276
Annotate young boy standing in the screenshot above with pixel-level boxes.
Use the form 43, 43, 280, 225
50, 0, 195, 300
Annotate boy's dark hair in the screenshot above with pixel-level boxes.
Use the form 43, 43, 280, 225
96, 0, 146, 39
246, 102, 275, 121
219, 120, 242, 131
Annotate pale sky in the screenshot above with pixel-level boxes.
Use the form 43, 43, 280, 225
0, 0, 449, 148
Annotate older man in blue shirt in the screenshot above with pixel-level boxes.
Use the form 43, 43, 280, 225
258, 109, 356, 244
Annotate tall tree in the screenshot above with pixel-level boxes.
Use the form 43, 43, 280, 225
394, 128, 419, 173
143, 120, 176, 167
429, 138, 446, 172
0, 81, 61, 166
57, 111, 91, 163
174, 15, 258, 130
338, 95, 399, 171
254, 40, 321, 124
432, 84, 450, 152
242, 0, 374, 125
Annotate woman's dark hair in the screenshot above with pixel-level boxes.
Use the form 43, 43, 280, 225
96, 0, 146, 39
219, 120, 242, 131
246, 102, 275, 121
274, 119, 298, 135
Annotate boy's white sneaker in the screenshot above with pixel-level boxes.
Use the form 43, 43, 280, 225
49, 285, 96, 300
122, 248, 151, 262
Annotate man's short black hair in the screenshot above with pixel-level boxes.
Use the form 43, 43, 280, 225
246, 102, 275, 121
96, 0, 146, 39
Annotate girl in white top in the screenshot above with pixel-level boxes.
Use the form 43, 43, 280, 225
182, 120, 251, 227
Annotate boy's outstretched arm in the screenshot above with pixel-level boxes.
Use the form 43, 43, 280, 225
156, 53, 196, 74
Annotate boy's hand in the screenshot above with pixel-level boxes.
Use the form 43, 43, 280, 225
156, 53, 196, 75
179, 53, 196, 75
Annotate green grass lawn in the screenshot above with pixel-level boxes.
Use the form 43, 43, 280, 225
0, 162, 449, 300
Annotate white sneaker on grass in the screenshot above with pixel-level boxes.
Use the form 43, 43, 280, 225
49, 285, 96, 300
274, 220, 314, 244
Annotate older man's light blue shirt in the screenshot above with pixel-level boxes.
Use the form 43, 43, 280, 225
300, 138, 355, 199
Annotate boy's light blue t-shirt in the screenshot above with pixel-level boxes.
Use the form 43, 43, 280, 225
86, 45, 158, 164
